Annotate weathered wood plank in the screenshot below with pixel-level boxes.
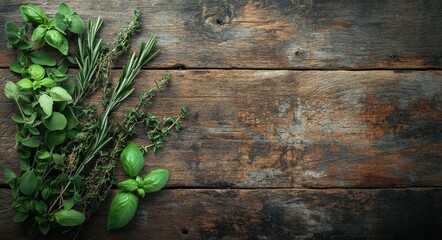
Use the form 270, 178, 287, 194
1, 0, 442, 69
1, 70, 441, 188
1, 188, 441, 239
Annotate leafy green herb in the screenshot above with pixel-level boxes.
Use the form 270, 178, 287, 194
107, 192, 138, 230
4, 3, 187, 237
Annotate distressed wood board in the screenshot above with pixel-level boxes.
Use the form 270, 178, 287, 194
1, 69, 441, 188
1, 0, 442, 239
1, 188, 442, 240
0, 0, 442, 69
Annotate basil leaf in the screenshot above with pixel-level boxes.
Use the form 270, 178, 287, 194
37, 151, 51, 159
19, 170, 37, 195
107, 192, 139, 230
117, 179, 139, 192
54, 13, 66, 32
6, 31, 20, 44
4, 168, 16, 180
16, 78, 33, 92
31, 25, 46, 41
63, 197, 75, 210
53, 154, 64, 165
43, 112, 67, 131
9, 62, 23, 74
44, 30, 68, 55
136, 188, 145, 198
45, 130, 66, 147
142, 169, 170, 193
64, 107, 79, 130
49, 86, 72, 101
21, 137, 41, 148
13, 212, 29, 223
40, 78, 57, 88
120, 142, 144, 177
28, 64, 45, 80
29, 51, 56, 66
57, 3, 73, 16
20, 5, 48, 24
54, 209, 85, 227
33, 80, 41, 90
68, 14, 84, 34
11, 114, 25, 124
39, 221, 50, 235
5, 21, 20, 33
57, 58, 69, 74
5, 81, 19, 101
38, 94, 53, 116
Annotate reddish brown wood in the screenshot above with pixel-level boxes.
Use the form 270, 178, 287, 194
1, 70, 441, 188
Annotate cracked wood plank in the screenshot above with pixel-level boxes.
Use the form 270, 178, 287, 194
1, 69, 441, 188
0, 0, 441, 69
1, 188, 441, 239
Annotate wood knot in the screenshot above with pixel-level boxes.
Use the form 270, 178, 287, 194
389, 54, 399, 62
200, 4, 234, 32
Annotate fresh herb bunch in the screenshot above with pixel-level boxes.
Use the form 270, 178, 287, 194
3, 3, 187, 237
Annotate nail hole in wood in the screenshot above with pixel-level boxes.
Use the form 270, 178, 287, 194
294, 50, 303, 57
389, 54, 398, 61
180, 228, 189, 235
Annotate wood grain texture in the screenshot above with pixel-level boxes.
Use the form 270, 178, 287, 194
1, 188, 442, 239
1, 70, 441, 188
1, 0, 442, 69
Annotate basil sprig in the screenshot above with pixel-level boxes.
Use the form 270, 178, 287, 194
107, 142, 170, 229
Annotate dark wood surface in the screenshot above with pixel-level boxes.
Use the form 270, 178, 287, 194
0, 0, 441, 239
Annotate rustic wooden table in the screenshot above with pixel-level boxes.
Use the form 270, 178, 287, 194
1, 0, 441, 239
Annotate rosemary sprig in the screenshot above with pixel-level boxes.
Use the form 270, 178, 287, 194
73, 17, 104, 105
75, 37, 160, 176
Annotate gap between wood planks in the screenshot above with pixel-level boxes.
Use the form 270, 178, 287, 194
0, 66, 441, 71
1, 184, 441, 190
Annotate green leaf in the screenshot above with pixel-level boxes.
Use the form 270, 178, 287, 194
5, 21, 20, 33
41, 78, 57, 88
39, 94, 53, 116
39, 221, 50, 235
16, 78, 33, 92
31, 25, 47, 41
5, 81, 19, 101
142, 169, 170, 193
53, 154, 64, 165
42, 188, 51, 200
57, 3, 73, 16
45, 30, 68, 55
6, 31, 20, 44
68, 15, 84, 34
44, 112, 67, 131
33, 80, 41, 90
54, 209, 85, 227
4, 168, 16, 180
11, 114, 25, 124
57, 58, 69, 74
29, 51, 56, 66
21, 137, 41, 148
49, 86, 72, 101
64, 107, 79, 130
120, 142, 144, 177
35, 201, 48, 214
28, 64, 45, 80
117, 179, 139, 192
45, 130, 66, 147
136, 188, 145, 198
13, 212, 29, 223
16, 41, 34, 50
54, 13, 66, 32
9, 62, 23, 74
63, 197, 75, 210
19, 170, 37, 195
37, 150, 51, 159
20, 5, 48, 24
107, 192, 139, 230
29, 127, 40, 135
